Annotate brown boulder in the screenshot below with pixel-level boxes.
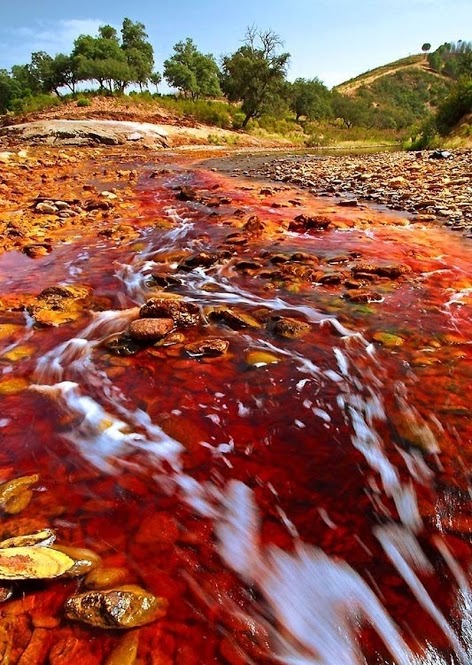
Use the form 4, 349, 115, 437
268, 316, 310, 339
140, 298, 200, 327
128, 318, 174, 341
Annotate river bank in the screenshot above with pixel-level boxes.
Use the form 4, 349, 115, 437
210, 148, 472, 236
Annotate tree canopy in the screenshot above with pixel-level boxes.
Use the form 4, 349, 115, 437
164, 38, 221, 99
221, 27, 290, 127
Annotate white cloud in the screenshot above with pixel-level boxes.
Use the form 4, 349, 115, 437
0, 18, 108, 68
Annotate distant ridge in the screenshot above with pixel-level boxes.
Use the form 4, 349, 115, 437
335, 54, 452, 94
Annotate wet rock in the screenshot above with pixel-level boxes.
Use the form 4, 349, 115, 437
290, 252, 316, 263
147, 273, 181, 289
288, 214, 331, 233
154, 331, 185, 347
234, 260, 262, 272
52, 545, 101, 577
140, 297, 200, 327
27, 285, 91, 327
344, 291, 383, 303
319, 273, 343, 286
85, 567, 129, 590
22, 243, 52, 258
208, 307, 261, 329
246, 351, 280, 367
268, 316, 310, 339
178, 252, 220, 270
344, 280, 362, 289
104, 334, 142, 356
0, 587, 12, 603
105, 632, 139, 665
338, 198, 359, 207
0, 529, 56, 549
84, 199, 112, 212
64, 585, 168, 629
176, 186, 198, 202
375, 264, 410, 279
351, 263, 409, 279
0, 474, 39, 515
185, 338, 229, 357
128, 318, 174, 342
373, 332, 404, 347
0, 546, 75, 579
224, 232, 248, 245
243, 215, 265, 235
269, 254, 289, 264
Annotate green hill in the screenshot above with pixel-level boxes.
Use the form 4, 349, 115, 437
334, 54, 454, 130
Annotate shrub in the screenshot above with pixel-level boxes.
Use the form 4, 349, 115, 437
11, 94, 61, 115
76, 97, 91, 108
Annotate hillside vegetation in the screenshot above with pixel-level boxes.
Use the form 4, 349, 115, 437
0, 21, 470, 147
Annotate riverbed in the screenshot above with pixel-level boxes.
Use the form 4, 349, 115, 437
0, 148, 471, 664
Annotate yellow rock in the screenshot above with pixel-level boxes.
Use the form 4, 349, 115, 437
0, 474, 39, 510
105, 631, 139, 665
246, 351, 281, 367
0, 546, 75, 579
2, 345, 35, 362
3, 489, 33, 515
0, 324, 22, 340
0, 377, 29, 395
372, 332, 404, 348
52, 545, 101, 577
0, 529, 56, 549
85, 567, 129, 590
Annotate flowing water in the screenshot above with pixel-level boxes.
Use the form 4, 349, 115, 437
0, 153, 471, 664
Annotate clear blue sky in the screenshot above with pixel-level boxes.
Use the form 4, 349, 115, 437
0, 0, 470, 88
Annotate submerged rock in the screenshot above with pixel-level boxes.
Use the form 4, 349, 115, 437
140, 297, 200, 327
85, 567, 129, 590
268, 316, 311, 339
344, 291, 384, 303
246, 351, 281, 367
288, 214, 331, 233
64, 585, 168, 629
52, 545, 101, 577
208, 307, 261, 330
104, 334, 142, 356
0, 474, 39, 515
185, 338, 229, 357
178, 252, 220, 270
105, 632, 139, 665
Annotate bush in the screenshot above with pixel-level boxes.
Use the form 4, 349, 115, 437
436, 79, 472, 134
76, 97, 91, 108
11, 94, 61, 115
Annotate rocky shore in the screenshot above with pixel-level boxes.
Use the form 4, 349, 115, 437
232, 149, 472, 236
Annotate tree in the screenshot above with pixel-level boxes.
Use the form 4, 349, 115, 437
0, 69, 22, 113
164, 38, 221, 99
422, 43, 431, 53
121, 18, 154, 90
72, 33, 132, 92
221, 27, 290, 128
289, 77, 331, 121
149, 71, 162, 93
